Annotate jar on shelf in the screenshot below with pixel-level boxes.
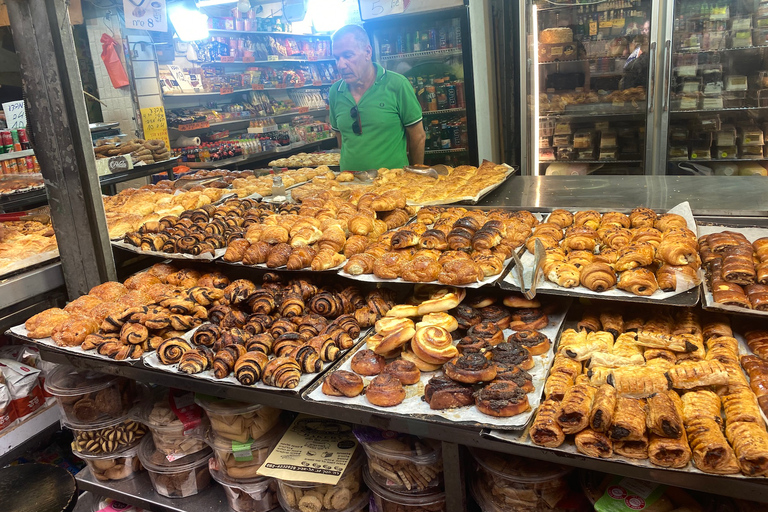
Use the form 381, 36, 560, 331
194, 395, 281, 443
66, 413, 147, 456
45, 366, 137, 425
210, 466, 279, 512
75, 443, 143, 482
363, 466, 445, 512
207, 420, 285, 480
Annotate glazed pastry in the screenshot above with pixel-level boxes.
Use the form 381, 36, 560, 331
666, 360, 729, 389
614, 242, 655, 272
423, 375, 474, 410
546, 262, 581, 288
575, 429, 613, 458
589, 366, 668, 398
720, 386, 764, 426
444, 353, 497, 384
490, 342, 534, 371
494, 366, 534, 392
556, 383, 597, 434
630, 207, 657, 229
437, 259, 484, 285
741, 355, 768, 416
382, 360, 421, 385
502, 294, 540, 308
656, 264, 699, 292
589, 384, 617, 433
474, 381, 530, 417
400, 256, 442, 283
507, 330, 550, 356
25, 308, 70, 339
725, 421, 768, 476
322, 370, 364, 397
634, 330, 693, 352
682, 391, 740, 474
617, 267, 659, 296
609, 397, 646, 441
262, 357, 301, 389
467, 321, 504, 346
350, 349, 385, 376
646, 390, 684, 439
366, 373, 406, 407
530, 399, 565, 447
234, 351, 269, 385
647, 434, 691, 469
544, 355, 581, 401
547, 209, 573, 229
411, 326, 458, 365
573, 210, 601, 230
580, 263, 617, 292
415, 312, 458, 332
157, 337, 193, 365
613, 435, 649, 459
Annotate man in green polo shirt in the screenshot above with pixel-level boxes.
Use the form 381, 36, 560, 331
329, 24, 426, 171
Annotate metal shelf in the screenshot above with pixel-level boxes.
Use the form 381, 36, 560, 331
540, 159, 643, 164
162, 83, 334, 99
671, 158, 768, 163
0, 261, 64, 311
167, 109, 329, 135
201, 57, 335, 65
99, 158, 178, 188
0, 149, 34, 162
0, 187, 47, 212
380, 48, 462, 61
541, 110, 645, 119
424, 148, 468, 154
0, 401, 59, 465
207, 29, 329, 38
670, 106, 768, 114
76, 467, 231, 512
422, 108, 466, 116
539, 56, 627, 65
180, 139, 335, 169
673, 44, 768, 55
30, 343, 768, 505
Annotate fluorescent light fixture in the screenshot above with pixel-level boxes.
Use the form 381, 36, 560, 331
169, 1, 210, 41
306, 0, 345, 33
532, 5, 540, 176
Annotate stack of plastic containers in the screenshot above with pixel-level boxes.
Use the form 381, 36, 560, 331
468, 448, 572, 511
138, 435, 213, 498
45, 366, 146, 483
356, 428, 445, 512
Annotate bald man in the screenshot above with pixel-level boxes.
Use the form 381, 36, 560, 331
329, 24, 426, 171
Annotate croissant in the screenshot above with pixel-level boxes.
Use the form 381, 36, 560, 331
580, 263, 616, 292
391, 230, 420, 250
609, 397, 646, 441
311, 248, 345, 271
589, 384, 617, 433
242, 241, 271, 265
546, 262, 581, 288
381, 208, 410, 229
530, 399, 566, 447
348, 214, 374, 236
526, 234, 560, 254
575, 429, 613, 458
547, 209, 573, 229
260, 225, 289, 244
262, 356, 301, 389
657, 236, 699, 266
557, 383, 597, 434
343, 253, 376, 275
617, 267, 658, 296
532, 222, 564, 241
630, 207, 657, 229
666, 360, 729, 389
343, 235, 369, 258
614, 242, 655, 272
318, 225, 346, 253
286, 245, 316, 270
573, 210, 601, 230
234, 351, 269, 385
600, 227, 633, 250
290, 226, 322, 247
646, 390, 684, 439
213, 344, 247, 379
222, 238, 250, 262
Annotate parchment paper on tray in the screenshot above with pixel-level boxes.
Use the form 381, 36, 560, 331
217, 259, 346, 273
111, 240, 226, 261
503, 201, 701, 303
0, 250, 59, 280
406, 165, 517, 207
698, 224, 768, 318
142, 323, 369, 394
304, 298, 571, 430
6, 324, 140, 363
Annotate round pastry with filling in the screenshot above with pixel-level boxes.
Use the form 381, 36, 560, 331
350, 349, 385, 376
507, 330, 551, 356
474, 381, 530, 417
444, 353, 497, 384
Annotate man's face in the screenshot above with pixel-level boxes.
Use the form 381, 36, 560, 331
332, 33, 372, 85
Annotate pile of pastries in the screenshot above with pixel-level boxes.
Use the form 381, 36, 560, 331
700, 231, 768, 310
94, 138, 171, 164
222, 191, 413, 270
0, 174, 45, 195
741, 330, 768, 417
152, 272, 394, 389
268, 152, 340, 168
531, 304, 768, 477
322, 287, 554, 419
530, 208, 701, 296
342, 207, 536, 285
24, 263, 231, 359
0, 219, 58, 272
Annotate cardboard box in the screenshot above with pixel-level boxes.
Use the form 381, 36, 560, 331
538, 43, 579, 63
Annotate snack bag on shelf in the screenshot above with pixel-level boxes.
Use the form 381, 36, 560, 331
0, 358, 45, 422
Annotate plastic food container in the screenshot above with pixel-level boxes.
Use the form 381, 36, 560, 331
89, 495, 145, 512
67, 414, 147, 456
141, 392, 207, 458
276, 449, 367, 512
138, 436, 212, 498
364, 468, 445, 512
45, 366, 137, 425
469, 448, 571, 512
210, 466, 279, 512
209, 421, 285, 480
75, 443, 143, 482
356, 429, 442, 494
195, 395, 281, 443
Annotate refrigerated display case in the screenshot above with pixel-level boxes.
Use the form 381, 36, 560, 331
361, 1, 479, 166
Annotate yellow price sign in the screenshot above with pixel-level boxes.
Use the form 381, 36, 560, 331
140, 106, 172, 153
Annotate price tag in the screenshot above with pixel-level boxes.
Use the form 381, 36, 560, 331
232, 440, 254, 462
220, 86, 234, 95
312, 80, 322, 86
220, 56, 236, 63
267, 55, 279, 62
589, 21, 598, 36
359, 0, 406, 20
139, 106, 172, 152
298, 107, 309, 113
252, 84, 265, 90
721, 151, 728, 158
178, 121, 210, 131
612, 99, 625, 107
2, 101, 26, 130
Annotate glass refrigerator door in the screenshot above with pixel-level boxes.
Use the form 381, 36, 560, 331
665, 0, 768, 176
370, 18, 471, 167
525, 0, 654, 176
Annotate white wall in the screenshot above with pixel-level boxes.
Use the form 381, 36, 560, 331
469, 0, 500, 162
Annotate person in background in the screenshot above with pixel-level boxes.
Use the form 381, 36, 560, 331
620, 34, 649, 90
329, 24, 426, 171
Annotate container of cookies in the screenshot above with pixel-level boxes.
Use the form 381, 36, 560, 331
66, 414, 147, 456
195, 395, 281, 443
355, 428, 443, 493
276, 449, 368, 512
208, 420, 285, 480
468, 448, 571, 511
138, 435, 213, 499
209, 466, 279, 512
140, 391, 207, 458
74, 443, 143, 482
364, 467, 445, 512
45, 366, 137, 425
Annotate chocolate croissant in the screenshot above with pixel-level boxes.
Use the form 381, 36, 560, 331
179, 347, 213, 374
213, 344, 247, 379
617, 267, 659, 296
262, 356, 301, 389
157, 337, 192, 365
556, 383, 597, 434
648, 434, 691, 469
234, 351, 269, 385
646, 390, 684, 439
609, 397, 647, 441
580, 263, 617, 292
589, 384, 617, 433
530, 399, 565, 448
575, 428, 613, 458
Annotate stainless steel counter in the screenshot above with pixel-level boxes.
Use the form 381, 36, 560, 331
481, 176, 768, 218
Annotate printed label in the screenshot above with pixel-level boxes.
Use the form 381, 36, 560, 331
232, 440, 254, 461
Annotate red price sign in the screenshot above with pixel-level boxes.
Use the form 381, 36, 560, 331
298, 107, 309, 113
243, 56, 256, 63
312, 80, 322, 86
252, 84, 265, 90
220, 86, 234, 94
178, 121, 210, 131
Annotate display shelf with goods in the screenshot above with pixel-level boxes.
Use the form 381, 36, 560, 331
0, 401, 60, 465
162, 83, 335, 99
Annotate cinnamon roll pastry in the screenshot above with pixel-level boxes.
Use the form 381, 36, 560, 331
610, 397, 647, 441
725, 421, 768, 476
308, 291, 344, 318
507, 330, 550, 356
494, 366, 534, 392
457, 336, 493, 355
410, 325, 458, 365
350, 349, 385, 376
666, 360, 729, 389
712, 280, 751, 308
477, 305, 511, 329
157, 337, 193, 365
617, 267, 658, 296
366, 373, 406, 407
120, 323, 149, 346
444, 353, 497, 384
646, 390, 684, 439
531, 399, 565, 447
614, 242, 655, 272
423, 375, 474, 410
547, 209, 573, 229
262, 356, 301, 389
490, 342, 534, 372
575, 429, 613, 458
589, 384, 617, 433
474, 381, 530, 417
321, 370, 364, 398
747, 284, 768, 311
179, 347, 213, 374
279, 293, 305, 318
557, 383, 597, 434
573, 210, 601, 230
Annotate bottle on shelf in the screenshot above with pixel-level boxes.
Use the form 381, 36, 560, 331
440, 121, 452, 149
435, 79, 448, 110
430, 120, 441, 149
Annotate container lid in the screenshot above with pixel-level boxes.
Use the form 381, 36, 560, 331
278, 486, 369, 512
354, 427, 440, 465
74, 441, 141, 461
207, 420, 285, 454
138, 435, 212, 473
61, 410, 138, 432
45, 366, 122, 397
194, 394, 268, 416
468, 447, 571, 483
363, 467, 445, 506
281, 447, 363, 487
209, 465, 273, 493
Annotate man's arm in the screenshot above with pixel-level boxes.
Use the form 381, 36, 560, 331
405, 122, 426, 166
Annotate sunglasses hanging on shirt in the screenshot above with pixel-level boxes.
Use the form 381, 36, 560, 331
350, 106, 362, 135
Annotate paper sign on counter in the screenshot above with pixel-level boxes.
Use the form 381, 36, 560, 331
139, 106, 172, 153
257, 414, 358, 485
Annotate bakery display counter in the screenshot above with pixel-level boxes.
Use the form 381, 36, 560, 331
99, 158, 179, 195
76, 466, 231, 512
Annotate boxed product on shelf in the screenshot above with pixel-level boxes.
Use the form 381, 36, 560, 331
732, 15, 753, 31
726, 75, 749, 91
740, 144, 765, 159
207, 420, 284, 480
194, 395, 281, 443
668, 146, 688, 160
702, 96, 724, 110
557, 146, 575, 161
716, 124, 737, 146
364, 467, 445, 512
729, 29, 753, 48
140, 389, 208, 458
716, 145, 738, 159
540, 136, 552, 148
540, 148, 556, 161
599, 130, 617, 148
598, 149, 618, 161
0, 358, 46, 428
690, 143, 713, 160
75, 443, 142, 482
740, 126, 765, 146
576, 149, 595, 161
67, 414, 147, 456
552, 134, 572, 147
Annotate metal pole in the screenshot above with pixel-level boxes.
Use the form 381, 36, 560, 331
6, 0, 117, 297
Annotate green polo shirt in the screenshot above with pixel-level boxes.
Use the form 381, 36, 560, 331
329, 63, 422, 171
